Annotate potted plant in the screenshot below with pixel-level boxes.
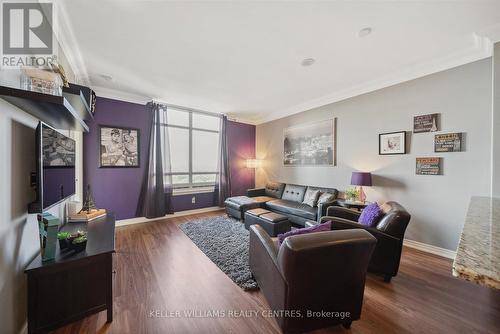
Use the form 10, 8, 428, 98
344, 188, 360, 202
71, 234, 87, 253
57, 231, 71, 250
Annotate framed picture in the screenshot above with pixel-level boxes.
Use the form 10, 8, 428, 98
283, 118, 336, 166
379, 131, 406, 155
435, 133, 463, 152
413, 113, 439, 133
99, 126, 140, 168
416, 157, 442, 175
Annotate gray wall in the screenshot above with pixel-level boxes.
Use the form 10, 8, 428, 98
493, 43, 500, 198
256, 59, 492, 251
0, 102, 82, 334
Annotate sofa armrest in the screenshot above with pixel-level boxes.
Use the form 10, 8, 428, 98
249, 225, 279, 265
317, 199, 338, 221
247, 187, 266, 197
326, 206, 361, 221
321, 216, 400, 244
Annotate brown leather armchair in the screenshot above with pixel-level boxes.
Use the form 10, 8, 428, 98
317, 201, 411, 282
249, 224, 376, 334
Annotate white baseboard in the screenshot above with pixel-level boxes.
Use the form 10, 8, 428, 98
403, 239, 456, 259
116, 206, 223, 227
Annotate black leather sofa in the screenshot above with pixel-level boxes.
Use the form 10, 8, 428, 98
246, 182, 339, 226
310, 201, 411, 281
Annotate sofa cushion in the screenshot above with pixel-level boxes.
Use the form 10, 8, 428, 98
302, 188, 320, 207
266, 199, 317, 220
358, 202, 382, 227
251, 196, 277, 203
265, 182, 285, 199
317, 192, 336, 204
281, 184, 307, 202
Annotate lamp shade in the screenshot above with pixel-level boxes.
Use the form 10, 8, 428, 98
351, 172, 372, 186
246, 159, 262, 168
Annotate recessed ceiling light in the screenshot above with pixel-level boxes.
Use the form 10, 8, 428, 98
358, 27, 372, 38
301, 58, 315, 67
99, 74, 113, 81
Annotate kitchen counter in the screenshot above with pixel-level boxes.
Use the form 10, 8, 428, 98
452, 196, 500, 290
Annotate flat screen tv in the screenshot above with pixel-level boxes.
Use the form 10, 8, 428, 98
34, 122, 76, 212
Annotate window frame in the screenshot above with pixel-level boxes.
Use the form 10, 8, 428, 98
160, 106, 220, 191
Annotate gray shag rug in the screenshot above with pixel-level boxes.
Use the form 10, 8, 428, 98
178, 215, 258, 290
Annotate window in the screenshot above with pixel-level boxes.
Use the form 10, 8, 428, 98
160, 107, 220, 190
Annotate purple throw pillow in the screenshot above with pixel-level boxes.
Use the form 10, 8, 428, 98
358, 203, 382, 227
278, 221, 332, 245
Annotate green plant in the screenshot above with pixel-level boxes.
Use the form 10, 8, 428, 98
344, 188, 360, 201
73, 235, 87, 244
57, 231, 71, 240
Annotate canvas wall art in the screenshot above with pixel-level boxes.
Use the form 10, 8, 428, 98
435, 133, 463, 152
416, 157, 442, 175
413, 113, 439, 133
283, 119, 336, 166
99, 126, 140, 167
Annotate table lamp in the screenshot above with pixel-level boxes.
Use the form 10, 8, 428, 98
351, 172, 372, 203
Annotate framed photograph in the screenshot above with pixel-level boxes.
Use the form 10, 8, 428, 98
435, 133, 463, 152
283, 118, 336, 166
99, 126, 140, 168
379, 131, 406, 155
416, 157, 442, 175
413, 113, 439, 133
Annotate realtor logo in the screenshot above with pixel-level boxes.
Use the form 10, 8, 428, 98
1, 1, 56, 69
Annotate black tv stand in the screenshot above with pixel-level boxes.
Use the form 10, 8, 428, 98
25, 214, 116, 333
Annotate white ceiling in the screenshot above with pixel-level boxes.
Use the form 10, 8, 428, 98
57, 0, 500, 124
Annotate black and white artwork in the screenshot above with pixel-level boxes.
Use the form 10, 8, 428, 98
379, 131, 407, 155
99, 126, 140, 167
42, 125, 75, 167
283, 119, 336, 166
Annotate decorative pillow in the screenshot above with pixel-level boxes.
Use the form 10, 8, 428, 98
278, 221, 332, 245
317, 192, 336, 204
302, 189, 320, 207
358, 203, 383, 227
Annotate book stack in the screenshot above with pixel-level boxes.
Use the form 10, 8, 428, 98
68, 209, 107, 223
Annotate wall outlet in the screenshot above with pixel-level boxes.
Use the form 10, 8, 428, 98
191, 196, 196, 204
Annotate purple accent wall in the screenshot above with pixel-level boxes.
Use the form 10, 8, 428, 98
83, 97, 256, 220
227, 120, 256, 196
83, 97, 151, 220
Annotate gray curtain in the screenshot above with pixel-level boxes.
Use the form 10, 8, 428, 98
137, 102, 173, 218
217, 115, 231, 206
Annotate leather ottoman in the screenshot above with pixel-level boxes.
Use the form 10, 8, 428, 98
245, 209, 291, 237
224, 196, 262, 221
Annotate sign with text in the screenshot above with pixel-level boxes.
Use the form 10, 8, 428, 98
435, 133, 463, 152
413, 113, 439, 133
416, 157, 442, 175
1, 1, 57, 69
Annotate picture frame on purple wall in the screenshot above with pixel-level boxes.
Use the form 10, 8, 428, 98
99, 125, 140, 168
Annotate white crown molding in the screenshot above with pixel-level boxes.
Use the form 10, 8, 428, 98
403, 238, 456, 259
53, 0, 89, 85
255, 35, 493, 125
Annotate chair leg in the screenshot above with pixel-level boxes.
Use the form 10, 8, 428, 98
342, 321, 352, 329
383, 274, 392, 282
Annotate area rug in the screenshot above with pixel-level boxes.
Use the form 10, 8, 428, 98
178, 215, 258, 290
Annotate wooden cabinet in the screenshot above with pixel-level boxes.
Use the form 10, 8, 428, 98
25, 215, 115, 333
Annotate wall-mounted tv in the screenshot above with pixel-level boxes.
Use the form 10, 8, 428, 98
33, 122, 76, 212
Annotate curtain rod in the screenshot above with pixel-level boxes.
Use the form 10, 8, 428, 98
150, 99, 223, 118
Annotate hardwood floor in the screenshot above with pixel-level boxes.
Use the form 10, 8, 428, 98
52, 210, 500, 334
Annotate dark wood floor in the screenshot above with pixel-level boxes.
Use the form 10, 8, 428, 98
52, 210, 500, 334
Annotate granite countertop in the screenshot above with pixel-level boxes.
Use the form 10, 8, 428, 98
452, 196, 500, 290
